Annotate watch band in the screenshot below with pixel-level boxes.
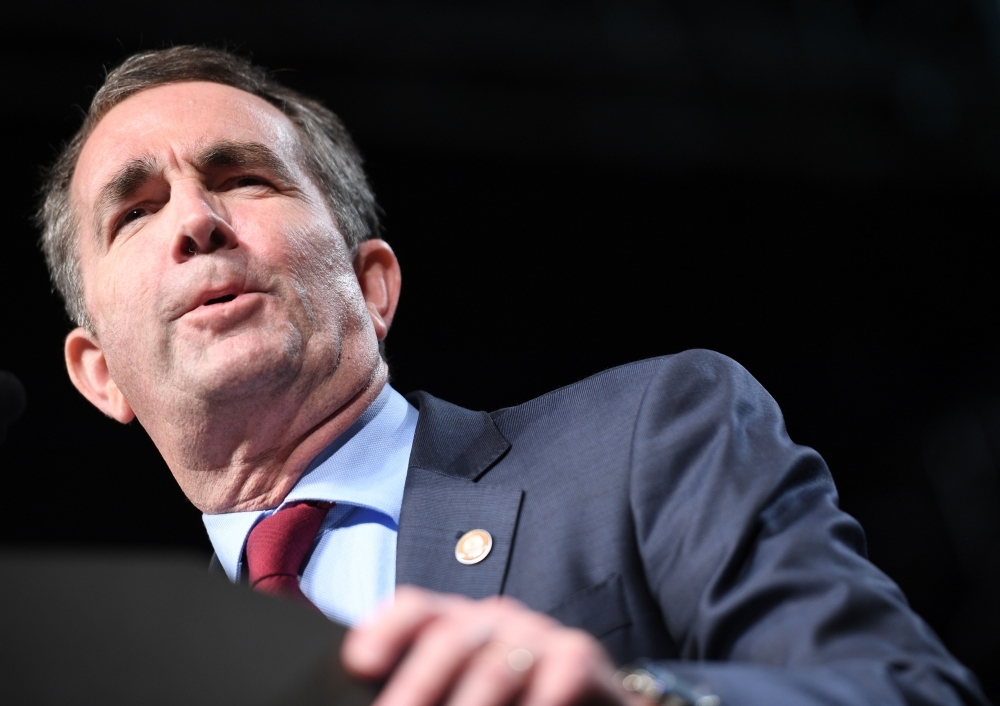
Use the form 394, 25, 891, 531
614, 661, 721, 706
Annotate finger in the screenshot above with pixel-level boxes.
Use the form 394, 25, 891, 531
371, 603, 497, 706
520, 630, 620, 706
443, 641, 535, 706
343, 585, 461, 678
438, 604, 558, 706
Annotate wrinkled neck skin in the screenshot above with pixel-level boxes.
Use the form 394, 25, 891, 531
135, 355, 388, 515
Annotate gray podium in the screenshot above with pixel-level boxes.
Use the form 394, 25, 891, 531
1, 551, 380, 706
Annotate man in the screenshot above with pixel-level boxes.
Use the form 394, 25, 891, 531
39, 46, 986, 706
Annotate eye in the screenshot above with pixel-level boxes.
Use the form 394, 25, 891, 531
122, 207, 146, 223
107, 206, 150, 242
234, 175, 268, 188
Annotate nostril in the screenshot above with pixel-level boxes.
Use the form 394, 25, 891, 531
209, 229, 228, 249
182, 236, 197, 255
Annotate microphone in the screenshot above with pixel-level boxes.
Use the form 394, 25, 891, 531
0, 370, 26, 445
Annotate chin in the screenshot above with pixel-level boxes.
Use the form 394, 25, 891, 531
177, 329, 308, 403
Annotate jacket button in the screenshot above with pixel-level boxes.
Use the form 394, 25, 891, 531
455, 529, 493, 565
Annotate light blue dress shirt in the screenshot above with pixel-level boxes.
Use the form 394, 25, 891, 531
202, 385, 418, 626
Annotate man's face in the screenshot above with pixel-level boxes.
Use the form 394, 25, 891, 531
71, 81, 375, 424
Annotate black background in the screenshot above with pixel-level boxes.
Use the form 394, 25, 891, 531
1, 1, 998, 699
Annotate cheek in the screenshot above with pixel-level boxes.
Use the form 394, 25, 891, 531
241, 203, 368, 330
285, 227, 368, 329
103, 271, 143, 314
88, 249, 166, 359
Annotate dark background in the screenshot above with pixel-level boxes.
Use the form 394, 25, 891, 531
1, 0, 998, 700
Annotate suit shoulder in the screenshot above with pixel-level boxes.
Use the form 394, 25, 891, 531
491, 350, 757, 433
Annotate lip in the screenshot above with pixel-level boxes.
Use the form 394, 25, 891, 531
175, 286, 265, 322
179, 291, 268, 332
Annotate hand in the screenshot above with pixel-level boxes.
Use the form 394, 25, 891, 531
342, 585, 641, 706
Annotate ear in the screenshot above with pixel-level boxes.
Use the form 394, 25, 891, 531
353, 239, 401, 341
64, 327, 136, 423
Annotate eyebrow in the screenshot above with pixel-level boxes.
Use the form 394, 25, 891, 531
194, 140, 294, 184
91, 140, 295, 241
93, 155, 159, 240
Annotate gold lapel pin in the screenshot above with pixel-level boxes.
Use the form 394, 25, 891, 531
455, 529, 493, 565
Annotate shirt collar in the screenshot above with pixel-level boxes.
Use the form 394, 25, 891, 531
202, 384, 417, 582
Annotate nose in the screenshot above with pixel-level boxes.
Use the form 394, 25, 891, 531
170, 180, 237, 261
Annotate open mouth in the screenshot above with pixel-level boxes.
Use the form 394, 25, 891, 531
203, 294, 238, 306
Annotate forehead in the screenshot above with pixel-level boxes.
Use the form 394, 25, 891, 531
73, 81, 301, 211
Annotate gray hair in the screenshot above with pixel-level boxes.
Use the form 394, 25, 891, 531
37, 46, 381, 330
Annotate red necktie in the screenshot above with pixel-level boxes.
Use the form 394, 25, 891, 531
245, 500, 334, 613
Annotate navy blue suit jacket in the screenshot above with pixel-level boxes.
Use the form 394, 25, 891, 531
395, 350, 988, 706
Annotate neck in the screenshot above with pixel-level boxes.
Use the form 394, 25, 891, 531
152, 359, 388, 514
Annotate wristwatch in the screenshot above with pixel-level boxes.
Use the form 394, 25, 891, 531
614, 661, 721, 706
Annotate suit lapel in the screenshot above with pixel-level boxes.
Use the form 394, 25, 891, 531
396, 392, 522, 599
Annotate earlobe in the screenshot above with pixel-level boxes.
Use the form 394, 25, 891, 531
354, 239, 402, 341
64, 328, 136, 424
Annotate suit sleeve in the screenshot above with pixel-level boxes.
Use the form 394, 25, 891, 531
628, 350, 989, 706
